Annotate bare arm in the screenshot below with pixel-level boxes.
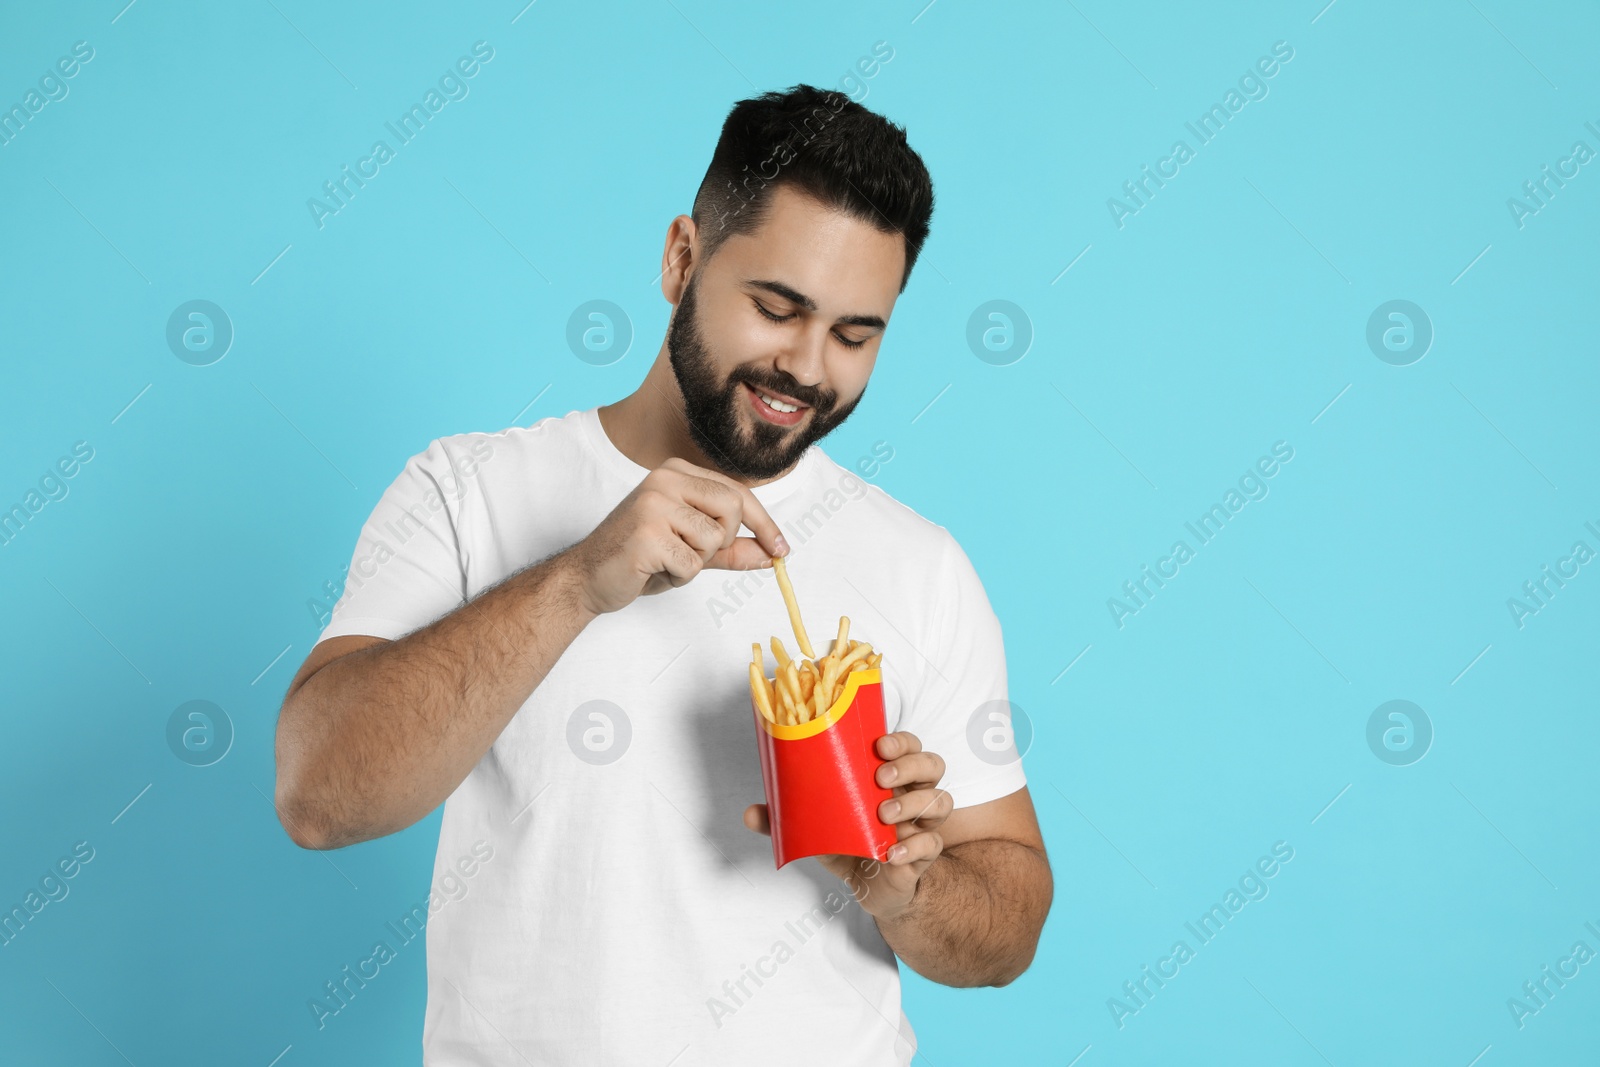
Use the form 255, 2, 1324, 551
275, 456, 789, 851
868, 784, 1053, 988
869, 784, 1052, 987
873, 835, 1052, 987
274, 549, 597, 850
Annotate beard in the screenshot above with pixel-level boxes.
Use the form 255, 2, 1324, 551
666, 271, 865, 481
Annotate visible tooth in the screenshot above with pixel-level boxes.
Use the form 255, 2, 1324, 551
756, 389, 799, 413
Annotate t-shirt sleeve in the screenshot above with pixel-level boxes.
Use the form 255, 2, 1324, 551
898, 534, 1028, 810
316, 438, 470, 645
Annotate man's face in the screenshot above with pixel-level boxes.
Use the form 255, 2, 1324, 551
667, 183, 905, 481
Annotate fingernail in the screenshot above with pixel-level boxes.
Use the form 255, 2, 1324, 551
882, 800, 901, 820
775, 534, 789, 554
881, 765, 897, 785
889, 844, 907, 862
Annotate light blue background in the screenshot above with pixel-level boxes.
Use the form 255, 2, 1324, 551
3, 1, 1597, 1064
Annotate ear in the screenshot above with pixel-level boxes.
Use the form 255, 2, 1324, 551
660, 214, 698, 306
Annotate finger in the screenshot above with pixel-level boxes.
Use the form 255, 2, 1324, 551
666, 458, 788, 560
735, 486, 788, 560
877, 749, 945, 790
670, 485, 781, 572
666, 501, 729, 561
708, 535, 778, 572
651, 530, 705, 588
742, 803, 771, 836
660, 467, 740, 550
886, 829, 943, 869
876, 731, 923, 760
879, 787, 953, 830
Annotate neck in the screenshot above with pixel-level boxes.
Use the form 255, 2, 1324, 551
598, 347, 798, 488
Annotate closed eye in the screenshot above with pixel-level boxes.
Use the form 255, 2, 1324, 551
752, 299, 794, 324
752, 299, 870, 349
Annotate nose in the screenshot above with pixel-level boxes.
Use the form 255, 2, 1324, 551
772, 324, 828, 390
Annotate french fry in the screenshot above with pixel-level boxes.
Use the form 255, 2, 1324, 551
782, 661, 802, 723
771, 554, 815, 659
770, 637, 791, 669
750, 663, 775, 723
836, 643, 872, 673
819, 660, 841, 711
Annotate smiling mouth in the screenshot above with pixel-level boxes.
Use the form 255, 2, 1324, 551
750, 385, 805, 412
743, 381, 811, 426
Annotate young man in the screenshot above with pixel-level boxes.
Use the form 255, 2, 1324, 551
275, 84, 1051, 1065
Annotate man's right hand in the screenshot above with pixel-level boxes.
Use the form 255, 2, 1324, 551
568, 457, 789, 616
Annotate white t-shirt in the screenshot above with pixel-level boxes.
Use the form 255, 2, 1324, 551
317, 406, 1028, 1067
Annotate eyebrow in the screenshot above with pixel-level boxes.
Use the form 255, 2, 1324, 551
744, 279, 887, 331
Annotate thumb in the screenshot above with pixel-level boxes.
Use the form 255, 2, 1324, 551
709, 535, 777, 573
742, 803, 771, 836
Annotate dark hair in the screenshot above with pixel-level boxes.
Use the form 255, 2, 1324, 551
690, 84, 934, 293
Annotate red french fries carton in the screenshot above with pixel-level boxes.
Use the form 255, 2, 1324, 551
751, 666, 899, 869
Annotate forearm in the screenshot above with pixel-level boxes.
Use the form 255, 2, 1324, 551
873, 839, 1052, 987
277, 548, 597, 849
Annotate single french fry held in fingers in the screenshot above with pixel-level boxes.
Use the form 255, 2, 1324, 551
771, 554, 815, 659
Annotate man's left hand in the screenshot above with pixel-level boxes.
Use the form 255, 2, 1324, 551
742, 731, 951, 921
